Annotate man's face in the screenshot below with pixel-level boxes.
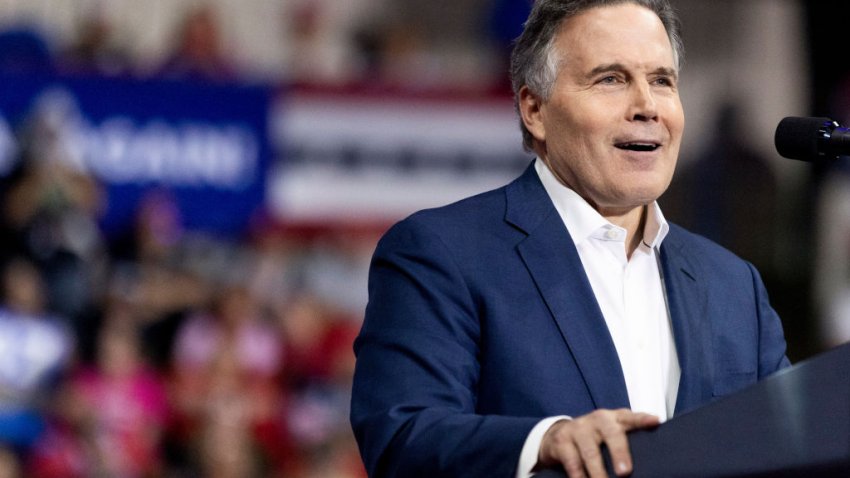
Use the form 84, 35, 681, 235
523, 3, 684, 215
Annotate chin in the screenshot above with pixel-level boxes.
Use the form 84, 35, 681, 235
618, 187, 666, 207
629, 177, 672, 199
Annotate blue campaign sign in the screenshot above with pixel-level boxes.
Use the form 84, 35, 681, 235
0, 72, 270, 238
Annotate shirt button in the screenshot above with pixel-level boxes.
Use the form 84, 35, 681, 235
605, 229, 619, 240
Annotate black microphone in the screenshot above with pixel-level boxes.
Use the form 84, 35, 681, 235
775, 116, 850, 161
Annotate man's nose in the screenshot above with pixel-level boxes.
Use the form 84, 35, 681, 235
630, 81, 658, 122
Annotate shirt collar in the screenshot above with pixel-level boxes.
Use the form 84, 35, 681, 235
534, 158, 669, 248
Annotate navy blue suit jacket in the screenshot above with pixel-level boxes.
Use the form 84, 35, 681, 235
351, 163, 790, 477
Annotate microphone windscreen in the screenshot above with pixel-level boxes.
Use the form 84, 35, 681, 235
775, 116, 831, 161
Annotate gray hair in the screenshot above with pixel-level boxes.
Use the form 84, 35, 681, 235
510, 0, 684, 150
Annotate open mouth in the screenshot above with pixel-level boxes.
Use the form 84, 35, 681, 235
615, 142, 660, 152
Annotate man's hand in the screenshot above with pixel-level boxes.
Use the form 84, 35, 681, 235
537, 409, 659, 478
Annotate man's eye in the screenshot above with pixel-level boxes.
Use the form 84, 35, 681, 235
598, 76, 618, 84
654, 77, 674, 87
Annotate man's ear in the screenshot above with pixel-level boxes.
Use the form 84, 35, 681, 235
518, 85, 546, 143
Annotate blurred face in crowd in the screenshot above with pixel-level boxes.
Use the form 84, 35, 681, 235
520, 3, 684, 216
2, 258, 46, 315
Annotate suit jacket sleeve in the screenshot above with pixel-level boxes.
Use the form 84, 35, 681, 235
350, 215, 539, 478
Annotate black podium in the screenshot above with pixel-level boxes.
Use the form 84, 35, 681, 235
533, 343, 850, 477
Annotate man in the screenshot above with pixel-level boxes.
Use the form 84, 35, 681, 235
350, 1, 790, 477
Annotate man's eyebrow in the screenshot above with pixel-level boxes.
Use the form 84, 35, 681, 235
585, 63, 626, 79
584, 63, 679, 80
652, 66, 679, 80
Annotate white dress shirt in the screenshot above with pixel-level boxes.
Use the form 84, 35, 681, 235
516, 160, 681, 477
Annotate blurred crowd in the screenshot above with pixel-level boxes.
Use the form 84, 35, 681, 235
0, 122, 377, 477
0, 2, 537, 476
0, 0, 533, 91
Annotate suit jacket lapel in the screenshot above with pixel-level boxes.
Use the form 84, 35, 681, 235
506, 164, 630, 411
659, 230, 711, 415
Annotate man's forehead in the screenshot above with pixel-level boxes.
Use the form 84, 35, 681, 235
556, 4, 670, 46
554, 5, 676, 70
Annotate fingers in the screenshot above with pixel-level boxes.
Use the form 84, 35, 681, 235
558, 439, 585, 478
606, 410, 660, 475
538, 409, 659, 478
616, 410, 661, 430
602, 412, 634, 476
574, 428, 607, 478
